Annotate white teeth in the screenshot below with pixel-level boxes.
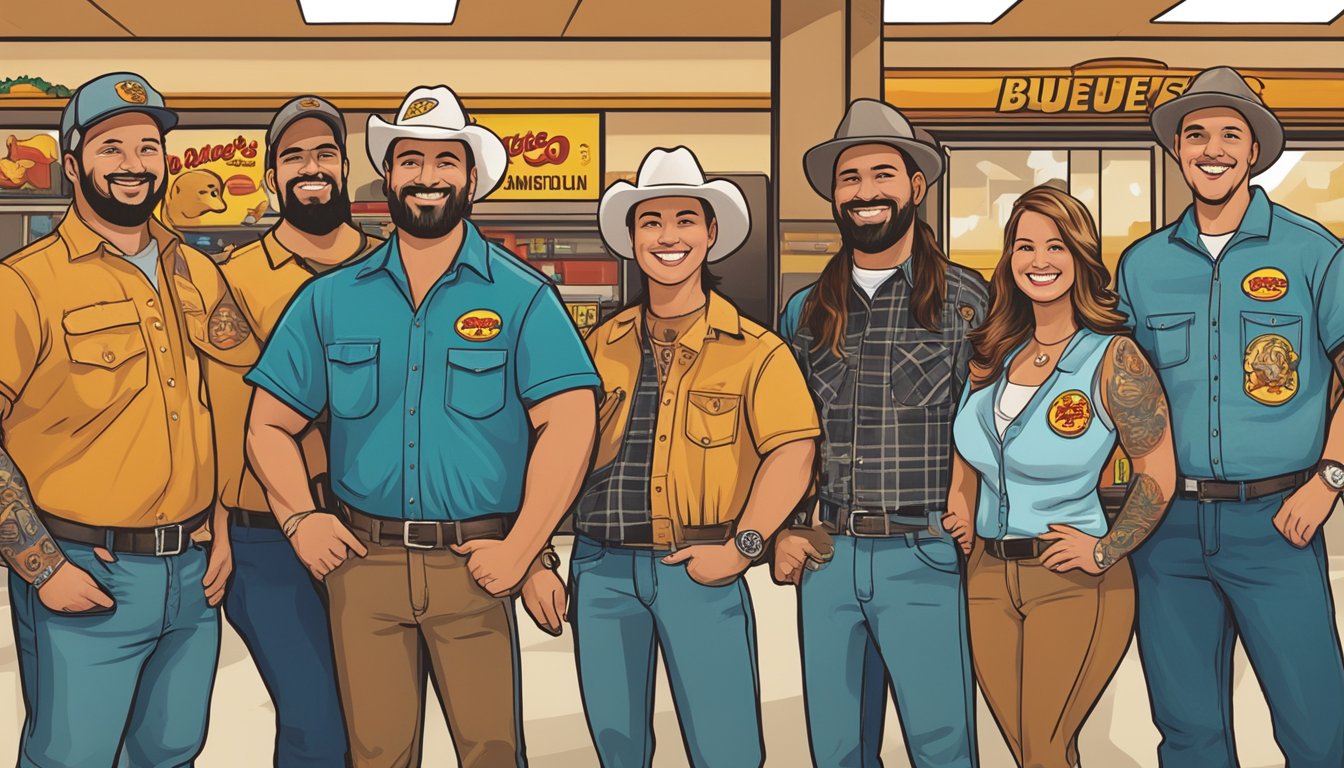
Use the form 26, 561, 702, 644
1027, 273, 1060, 285
412, 191, 446, 200
1198, 164, 1231, 175
654, 251, 688, 264
112, 179, 145, 186
854, 208, 886, 219
298, 182, 328, 191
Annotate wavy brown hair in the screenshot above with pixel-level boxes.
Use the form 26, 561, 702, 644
967, 185, 1128, 388
800, 149, 948, 358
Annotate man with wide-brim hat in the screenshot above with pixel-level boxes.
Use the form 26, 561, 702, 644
776, 98, 989, 768
1118, 65, 1344, 767
564, 145, 818, 766
246, 84, 602, 768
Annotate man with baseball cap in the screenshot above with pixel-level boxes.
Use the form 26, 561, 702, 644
244, 84, 601, 767
0, 71, 257, 766
1117, 65, 1344, 767
776, 99, 988, 767
565, 146, 818, 766
204, 94, 382, 767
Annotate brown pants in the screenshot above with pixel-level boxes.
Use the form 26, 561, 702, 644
967, 541, 1135, 768
324, 536, 522, 768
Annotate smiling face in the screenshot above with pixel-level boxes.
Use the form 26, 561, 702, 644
383, 137, 476, 239
630, 196, 717, 288
1010, 209, 1077, 305
1175, 106, 1259, 207
65, 111, 168, 228
269, 117, 350, 235
831, 144, 924, 254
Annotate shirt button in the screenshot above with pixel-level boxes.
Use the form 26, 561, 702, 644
102, 350, 116, 363
157, 513, 166, 521
663, 399, 671, 406
415, 320, 422, 327
170, 412, 179, 422
408, 441, 415, 448
1213, 458, 1220, 465
153, 321, 163, 331
700, 437, 710, 445
167, 378, 176, 387
857, 458, 865, 465
408, 497, 415, 505
659, 435, 667, 442
654, 486, 662, 492
1212, 430, 1219, 437
1211, 320, 1218, 327
409, 408, 416, 415
146, 298, 155, 307
410, 464, 416, 470
159, 346, 168, 353
411, 364, 419, 372
1212, 395, 1218, 401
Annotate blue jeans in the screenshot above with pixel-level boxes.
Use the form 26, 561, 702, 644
569, 536, 763, 768
1132, 494, 1344, 768
9, 540, 220, 768
799, 533, 977, 768
223, 521, 347, 767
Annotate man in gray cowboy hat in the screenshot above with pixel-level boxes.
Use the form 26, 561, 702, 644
776, 99, 988, 768
1117, 65, 1344, 767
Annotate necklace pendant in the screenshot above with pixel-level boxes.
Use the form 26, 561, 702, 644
1033, 353, 1049, 367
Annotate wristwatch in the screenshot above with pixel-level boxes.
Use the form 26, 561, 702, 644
1318, 460, 1344, 493
539, 546, 561, 571
735, 529, 765, 560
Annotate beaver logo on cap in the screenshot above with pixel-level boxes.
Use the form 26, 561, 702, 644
298, 98, 321, 110
115, 81, 148, 104
404, 98, 438, 120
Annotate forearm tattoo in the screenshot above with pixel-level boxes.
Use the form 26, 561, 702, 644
1097, 472, 1165, 568
1106, 337, 1168, 458
0, 446, 65, 586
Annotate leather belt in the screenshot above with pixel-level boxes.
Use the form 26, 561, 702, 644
588, 522, 734, 549
819, 501, 929, 537
40, 509, 210, 557
341, 503, 512, 550
229, 508, 281, 530
1177, 469, 1312, 503
982, 538, 1048, 561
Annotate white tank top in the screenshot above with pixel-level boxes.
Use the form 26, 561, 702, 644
994, 381, 1040, 439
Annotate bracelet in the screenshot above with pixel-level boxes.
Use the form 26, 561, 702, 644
282, 510, 321, 538
31, 557, 67, 590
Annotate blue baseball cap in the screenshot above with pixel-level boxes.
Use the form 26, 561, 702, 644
60, 72, 178, 154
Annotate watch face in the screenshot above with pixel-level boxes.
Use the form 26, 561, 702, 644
736, 530, 765, 559
1323, 465, 1344, 490
541, 551, 561, 570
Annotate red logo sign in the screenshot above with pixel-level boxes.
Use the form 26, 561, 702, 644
168, 135, 259, 175
503, 131, 570, 167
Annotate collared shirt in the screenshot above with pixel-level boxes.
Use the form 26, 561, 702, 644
584, 292, 821, 548
0, 210, 259, 526
954, 330, 1118, 539
246, 221, 601, 522
207, 229, 382, 513
1117, 187, 1344, 481
781, 258, 990, 512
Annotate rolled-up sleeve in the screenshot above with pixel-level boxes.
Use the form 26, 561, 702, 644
245, 282, 327, 420
514, 284, 601, 407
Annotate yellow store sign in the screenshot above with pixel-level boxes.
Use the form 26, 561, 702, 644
160, 129, 268, 228
476, 113, 601, 201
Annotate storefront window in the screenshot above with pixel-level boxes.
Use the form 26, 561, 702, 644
1255, 150, 1344, 238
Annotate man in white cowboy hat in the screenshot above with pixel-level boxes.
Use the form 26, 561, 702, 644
776, 99, 988, 768
562, 145, 819, 766
244, 84, 602, 768
1117, 65, 1344, 767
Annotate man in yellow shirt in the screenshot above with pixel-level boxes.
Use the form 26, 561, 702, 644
567, 146, 820, 766
206, 94, 380, 767
0, 72, 256, 767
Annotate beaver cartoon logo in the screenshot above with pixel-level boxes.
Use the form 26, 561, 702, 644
1242, 267, 1289, 302
1244, 333, 1299, 405
115, 80, 148, 104
403, 98, 439, 120
298, 98, 321, 109
455, 309, 502, 341
1047, 390, 1092, 438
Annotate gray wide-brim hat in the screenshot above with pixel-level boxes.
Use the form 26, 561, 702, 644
803, 99, 944, 201
1150, 66, 1283, 177
598, 146, 750, 263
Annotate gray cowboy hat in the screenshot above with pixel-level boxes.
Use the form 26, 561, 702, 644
803, 99, 944, 201
1150, 66, 1283, 177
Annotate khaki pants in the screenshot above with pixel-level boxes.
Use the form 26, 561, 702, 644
325, 536, 522, 768
967, 541, 1135, 768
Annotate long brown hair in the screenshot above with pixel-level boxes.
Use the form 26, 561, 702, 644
800, 155, 949, 359
967, 184, 1128, 388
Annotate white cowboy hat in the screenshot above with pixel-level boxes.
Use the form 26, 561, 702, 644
1150, 66, 1283, 177
598, 147, 750, 263
366, 85, 509, 200
803, 99, 944, 201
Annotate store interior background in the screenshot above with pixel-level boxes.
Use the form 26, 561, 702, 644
2, 0, 1344, 765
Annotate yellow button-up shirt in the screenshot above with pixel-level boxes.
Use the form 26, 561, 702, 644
0, 210, 258, 527
585, 292, 821, 547
207, 230, 381, 513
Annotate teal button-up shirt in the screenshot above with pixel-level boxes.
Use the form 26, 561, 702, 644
1117, 187, 1344, 481
246, 221, 601, 521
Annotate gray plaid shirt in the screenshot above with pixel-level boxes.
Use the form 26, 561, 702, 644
574, 335, 658, 544
789, 259, 989, 513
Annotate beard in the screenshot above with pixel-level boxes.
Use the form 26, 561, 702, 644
835, 197, 917, 254
385, 182, 471, 239
79, 165, 166, 228
281, 172, 351, 235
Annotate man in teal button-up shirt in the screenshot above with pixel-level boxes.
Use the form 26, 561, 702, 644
245, 85, 599, 768
1117, 67, 1344, 768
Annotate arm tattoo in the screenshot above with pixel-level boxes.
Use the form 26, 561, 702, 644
1097, 472, 1165, 568
1107, 337, 1168, 458
208, 291, 253, 350
0, 445, 65, 585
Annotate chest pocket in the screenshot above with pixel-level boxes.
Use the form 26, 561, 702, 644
63, 300, 149, 407
1144, 312, 1195, 369
685, 390, 741, 448
446, 348, 508, 419
891, 340, 953, 407
326, 342, 379, 419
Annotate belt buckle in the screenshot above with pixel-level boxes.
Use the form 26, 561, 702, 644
846, 510, 887, 538
154, 524, 185, 556
402, 521, 437, 550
